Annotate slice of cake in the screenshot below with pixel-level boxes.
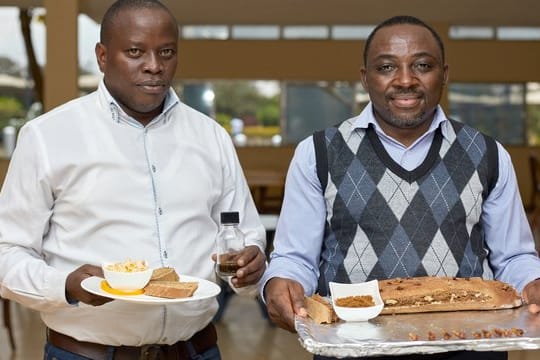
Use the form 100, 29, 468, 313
305, 294, 338, 324
149, 267, 180, 282
144, 281, 198, 299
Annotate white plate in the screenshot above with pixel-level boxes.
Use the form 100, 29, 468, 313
81, 275, 221, 305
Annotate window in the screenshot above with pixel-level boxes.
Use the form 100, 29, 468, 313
448, 83, 526, 145
449, 26, 494, 40
231, 26, 279, 40
497, 27, 540, 40
332, 25, 375, 40
282, 82, 366, 144
527, 82, 540, 145
282, 26, 329, 39
182, 25, 229, 40
174, 80, 281, 146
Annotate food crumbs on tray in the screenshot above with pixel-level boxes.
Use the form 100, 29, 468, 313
411, 328, 525, 341
335, 295, 375, 307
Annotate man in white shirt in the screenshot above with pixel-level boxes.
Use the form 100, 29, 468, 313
0, 1, 266, 359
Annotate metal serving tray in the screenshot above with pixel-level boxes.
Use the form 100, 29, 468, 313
295, 306, 540, 358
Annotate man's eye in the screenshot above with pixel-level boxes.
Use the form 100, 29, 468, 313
127, 48, 141, 56
160, 49, 174, 57
415, 63, 432, 72
377, 64, 395, 72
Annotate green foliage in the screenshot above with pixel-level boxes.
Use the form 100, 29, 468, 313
244, 126, 280, 138
213, 81, 280, 127
215, 112, 232, 130
0, 96, 25, 130
257, 96, 280, 126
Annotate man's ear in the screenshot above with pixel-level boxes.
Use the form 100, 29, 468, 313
95, 43, 107, 73
360, 68, 368, 92
442, 64, 449, 86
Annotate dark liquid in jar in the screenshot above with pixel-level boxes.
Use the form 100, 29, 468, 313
218, 262, 240, 276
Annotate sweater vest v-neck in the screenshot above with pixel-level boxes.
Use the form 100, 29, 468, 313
313, 119, 498, 296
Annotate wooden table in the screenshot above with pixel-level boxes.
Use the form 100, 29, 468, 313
244, 169, 285, 214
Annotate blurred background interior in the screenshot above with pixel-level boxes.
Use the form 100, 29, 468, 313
1, 0, 540, 359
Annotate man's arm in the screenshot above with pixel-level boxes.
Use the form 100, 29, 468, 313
260, 137, 327, 330
0, 124, 70, 310
482, 143, 540, 297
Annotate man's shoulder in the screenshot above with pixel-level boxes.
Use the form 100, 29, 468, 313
28, 91, 99, 127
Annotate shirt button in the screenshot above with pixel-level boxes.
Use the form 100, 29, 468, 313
162, 337, 167, 342
152, 165, 156, 173
163, 251, 168, 259
158, 208, 163, 215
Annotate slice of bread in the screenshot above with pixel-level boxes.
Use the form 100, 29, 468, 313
149, 267, 180, 282
144, 281, 198, 299
305, 294, 338, 324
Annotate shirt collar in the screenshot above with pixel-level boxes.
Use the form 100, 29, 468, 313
97, 80, 179, 127
351, 101, 451, 141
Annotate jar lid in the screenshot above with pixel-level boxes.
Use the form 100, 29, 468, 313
220, 211, 239, 224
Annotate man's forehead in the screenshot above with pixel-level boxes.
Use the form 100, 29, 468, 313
367, 24, 442, 59
372, 24, 434, 45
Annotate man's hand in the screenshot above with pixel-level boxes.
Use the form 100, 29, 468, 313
212, 245, 266, 287
522, 279, 540, 314
65, 264, 113, 306
264, 277, 307, 332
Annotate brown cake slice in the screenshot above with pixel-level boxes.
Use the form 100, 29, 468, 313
144, 281, 198, 299
378, 276, 522, 314
149, 267, 180, 282
305, 294, 339, 324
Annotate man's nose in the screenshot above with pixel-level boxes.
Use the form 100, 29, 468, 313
143, 53, 163, 73
394, 67, 417, 87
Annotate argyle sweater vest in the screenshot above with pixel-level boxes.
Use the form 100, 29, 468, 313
313, 119, 499, 296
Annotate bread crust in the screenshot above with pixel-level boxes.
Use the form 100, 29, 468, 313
144, 281, 198, 299
305, 294, 338, 324
378, 276, 522, 314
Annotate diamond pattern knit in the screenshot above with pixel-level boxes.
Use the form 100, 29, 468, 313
316, 119, 498, 296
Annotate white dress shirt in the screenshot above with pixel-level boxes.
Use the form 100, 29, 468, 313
262, 103, 540, 297
0, 81, 265, 345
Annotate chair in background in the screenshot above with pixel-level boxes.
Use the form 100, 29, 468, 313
244, 169, 285, 215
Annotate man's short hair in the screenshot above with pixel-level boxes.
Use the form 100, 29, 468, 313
363, 15, 445, 65
100, 0, 178, 44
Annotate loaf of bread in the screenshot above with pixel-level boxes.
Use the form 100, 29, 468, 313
305, 294, 338, 324
144, 281, 198, 299
149, 267, 180, 282
379, 276, 522, 314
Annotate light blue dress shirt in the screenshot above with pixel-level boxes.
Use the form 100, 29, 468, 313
262, 104, 540, 297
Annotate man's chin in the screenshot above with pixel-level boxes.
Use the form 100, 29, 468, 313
388, 114, 427, 129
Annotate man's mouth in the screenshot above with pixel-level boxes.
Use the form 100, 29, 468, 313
387, 92, 423, 109
137, 81, 167, 94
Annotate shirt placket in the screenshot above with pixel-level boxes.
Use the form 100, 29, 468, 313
143, 126, 168, 264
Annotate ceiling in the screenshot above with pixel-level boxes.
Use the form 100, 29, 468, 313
1, 0, 540, 27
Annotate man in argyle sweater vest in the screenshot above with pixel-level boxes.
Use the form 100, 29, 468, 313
261, 15, 540, 360
315, 119, 498, 296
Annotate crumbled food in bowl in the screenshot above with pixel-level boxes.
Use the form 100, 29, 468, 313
335, 295, 375, 308
105, 259, 148, 272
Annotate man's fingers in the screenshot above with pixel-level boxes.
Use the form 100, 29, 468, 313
264, 278, 306, 332
528, 303, 540, 314
231, 246, 266, 287
290, 286, 307, 317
